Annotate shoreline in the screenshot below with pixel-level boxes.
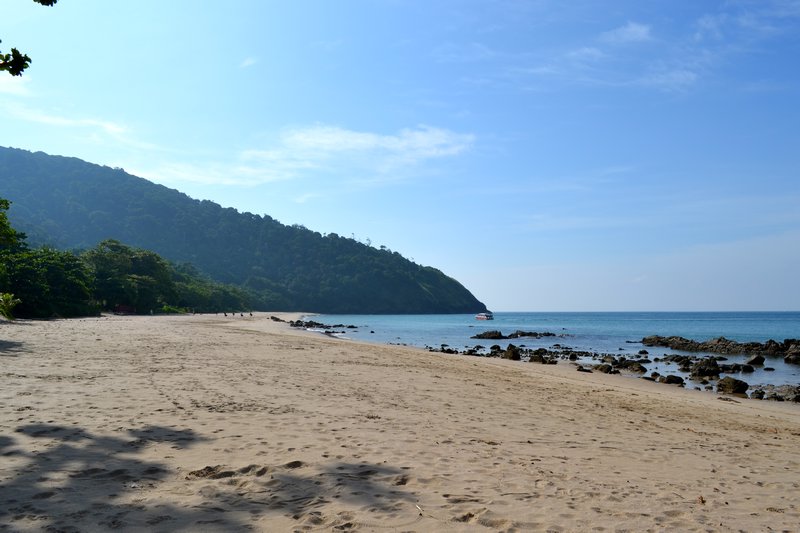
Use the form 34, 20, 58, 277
2, 313, 799, 531
291, 317, 800, 402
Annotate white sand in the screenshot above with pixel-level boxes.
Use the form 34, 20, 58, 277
1, 313, 798, 532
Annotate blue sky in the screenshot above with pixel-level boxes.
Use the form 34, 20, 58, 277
2, 0, 799, 311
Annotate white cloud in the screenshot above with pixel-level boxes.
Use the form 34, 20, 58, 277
694, 1, 800, 42
294, 192, 322, 204
140, 124, 475, 187
0, 75, 31, 96
639, 68, 699, 91
600, 22, 652, 44
694, 14, 727, 41
245, 124, 473, 170
7, 105, 125, 134
2, 103, 162, 152
432, 42, 495, 63
239, 57, 258, 68
566, 47, 606, 62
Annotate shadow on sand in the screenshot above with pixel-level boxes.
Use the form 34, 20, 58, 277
182, 459, 418, 529
0, 423, 251, 531
0, 340, 25, 356
2, 423, 421, 530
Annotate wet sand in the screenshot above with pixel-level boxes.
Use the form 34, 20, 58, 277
1, 313, 799, 531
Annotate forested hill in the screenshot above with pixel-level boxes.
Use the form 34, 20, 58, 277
0, 146, 486, 314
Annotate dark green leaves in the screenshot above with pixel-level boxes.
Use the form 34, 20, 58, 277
0, 45, 32, 77
1, 0, 59, 76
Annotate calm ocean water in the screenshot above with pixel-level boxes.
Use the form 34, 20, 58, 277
309, 312, 800, 388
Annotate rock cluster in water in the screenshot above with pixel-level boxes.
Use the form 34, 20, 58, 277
425, 337, 800, 402
470, 330, 559, 340
289, 319, 358, 336
289, 319, 357, 329
641, 336, 800, 365
289, 321, 799, 402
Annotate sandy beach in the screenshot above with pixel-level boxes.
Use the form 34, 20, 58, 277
1, 313, 799, 532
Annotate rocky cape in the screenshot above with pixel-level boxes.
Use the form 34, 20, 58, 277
0, 146, 487, 314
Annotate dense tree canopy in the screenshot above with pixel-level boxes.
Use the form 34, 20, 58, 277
0, 147, 487, 314
0, 198, 25, 250
0, 197, 250, 318
3, 246, 95, 318
1, 0, 58, 76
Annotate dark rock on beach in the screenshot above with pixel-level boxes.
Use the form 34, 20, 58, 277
717, 376, 749, 395
616, 359, 648, 373
658, 374, 685, 386
749, 385, 800, 402
528, 348, 555, 364
593, 364, 616, 374
503, 344, 521, 361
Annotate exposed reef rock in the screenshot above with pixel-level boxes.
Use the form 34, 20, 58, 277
471, 330, 558, 340
642, 335, 800, 363
748, 385, 800, 402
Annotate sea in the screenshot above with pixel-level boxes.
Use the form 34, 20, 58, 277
307, 312, 800, 390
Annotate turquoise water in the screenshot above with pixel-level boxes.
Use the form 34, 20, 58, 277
309, 312, 800, 388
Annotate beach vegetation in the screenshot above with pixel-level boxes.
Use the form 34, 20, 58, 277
0, 292, 21, 319
81, 240, 251, 314
2, 246, 96, 318
0, 198, 25, 251
0, 197, 250, 318
3, 198, 96, 318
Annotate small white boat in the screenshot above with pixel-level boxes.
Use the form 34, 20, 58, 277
475, 312, 494, 320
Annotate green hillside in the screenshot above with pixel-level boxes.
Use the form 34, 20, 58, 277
0, 146, 486, 314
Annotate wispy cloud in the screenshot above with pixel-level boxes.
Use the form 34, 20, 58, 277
639, 67, 699, 91
694, 1, 800, 42
694, 14, 728, 41
432, 42, 495, 63
8, 105, 125, 134
3, 103, 161, 151
140, 124, 475, 187
566, 47, 606, 62
502, 1, 800, 93
294, 192, 322, 204
239, 57, 258, 68
278, 124, 473, 160
0, 75, 32, 96
600, 21, 652, 44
